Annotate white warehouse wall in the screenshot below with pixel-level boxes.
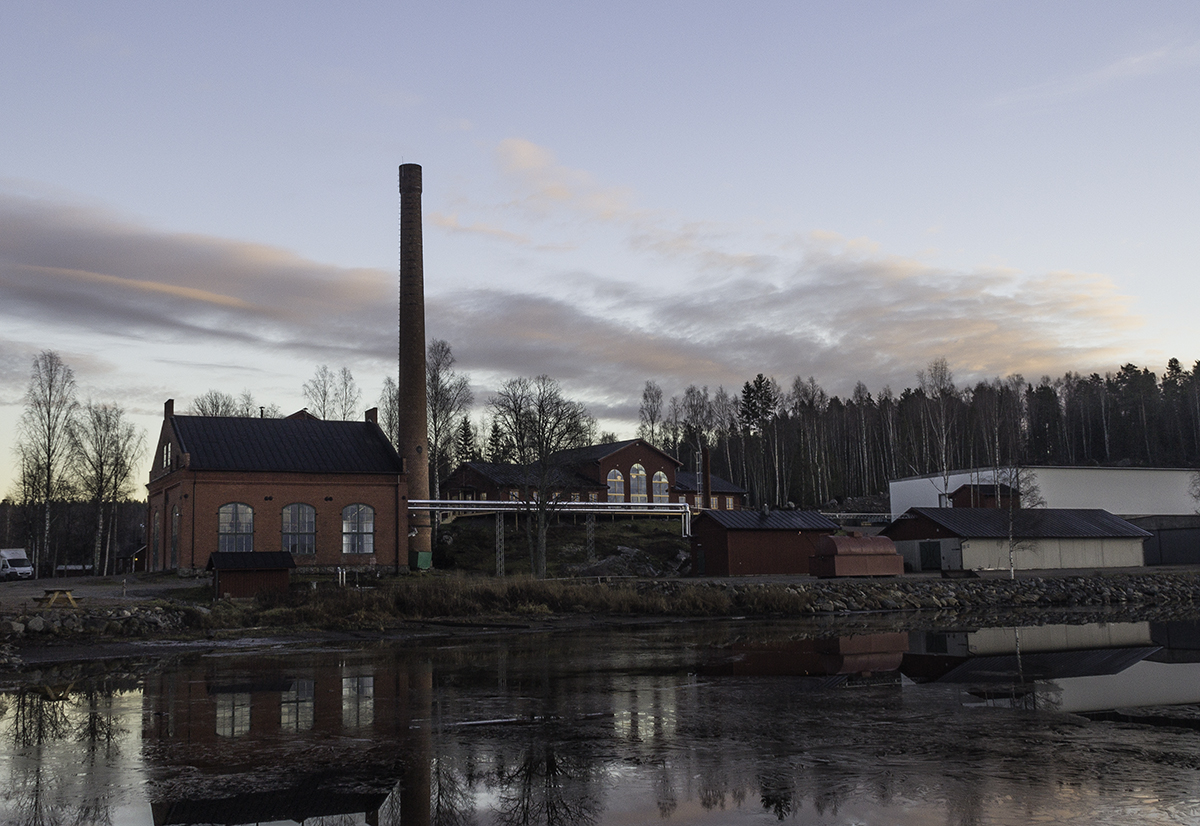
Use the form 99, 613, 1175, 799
889, 466, 1198, 518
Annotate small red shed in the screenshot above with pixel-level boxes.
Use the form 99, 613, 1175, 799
207, 552, 296, 599
691, 510, 839, 576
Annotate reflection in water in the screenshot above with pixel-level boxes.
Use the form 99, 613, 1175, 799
2, 620, 1200, 825
3, 678, 133, 826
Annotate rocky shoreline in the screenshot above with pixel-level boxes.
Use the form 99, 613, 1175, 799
2, 570, 1200, 671
650, 570, 1200, 613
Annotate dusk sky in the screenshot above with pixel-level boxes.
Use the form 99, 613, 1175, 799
3, 2, 1199, 495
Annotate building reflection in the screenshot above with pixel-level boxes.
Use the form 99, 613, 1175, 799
141, 652, 433, 826
6, 621, 1200, 826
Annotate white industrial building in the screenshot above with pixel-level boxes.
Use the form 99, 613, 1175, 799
882, 507, 1151, 573
890, 466, 1198, 518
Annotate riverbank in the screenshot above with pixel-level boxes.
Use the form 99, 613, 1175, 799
4, 567, 1200, 668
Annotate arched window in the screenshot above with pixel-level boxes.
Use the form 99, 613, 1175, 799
342, 504, 375, 554
218, 503, 254, 552
170, 505, 180, 568
151, 508, 161, 571
629, 464, 647, 503
282, 503, 316, 555
652, 472, 669, 503
607, 470, 624, 503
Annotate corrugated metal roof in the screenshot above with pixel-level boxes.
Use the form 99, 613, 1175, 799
699, 509, 839, 531
173, 415, 403, 474
905, 507, 1152, 539
675, 470, 747, 495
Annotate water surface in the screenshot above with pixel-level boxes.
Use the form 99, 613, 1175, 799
4, 619, 1200, 825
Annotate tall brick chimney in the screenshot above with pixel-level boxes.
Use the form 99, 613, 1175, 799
399, 163, 432, 568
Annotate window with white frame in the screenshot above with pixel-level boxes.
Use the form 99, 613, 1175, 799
342, 675, 374, 728
216, 692, 251, 737
607, 470, 624, 502
630, 464, 647, 503
652, 472, 669, 503
342, 504, 374, 554
282, 503, 316, 555
217, 503, 253, 552
281, 679, 315, 732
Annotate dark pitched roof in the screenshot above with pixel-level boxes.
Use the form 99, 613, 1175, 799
675, 470, 747, 495
457, 462, 603, 490
894, 508, 1151, 539
549, 439, 682, 467
698, 509, 839, 531
207, 552, 296, 570
950, 483, 1017, 497
172, 415, 403, 474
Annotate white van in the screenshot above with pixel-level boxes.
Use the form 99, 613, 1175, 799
0, 549, 33, 581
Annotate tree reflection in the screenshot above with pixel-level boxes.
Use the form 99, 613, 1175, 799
431, 756, 475, 826
653, 765, 677, 819
71, 685, 128, 826
757, 766, 796, 821
12, 689, 71, 748
10, 689, 73, 826
492, 739, 600, 826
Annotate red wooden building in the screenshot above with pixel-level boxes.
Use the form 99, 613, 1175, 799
690, 509, 839, 575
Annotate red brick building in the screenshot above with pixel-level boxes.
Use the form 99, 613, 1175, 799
441, 439, 746, 510
690, 509, 839, 575
146, 400, 408, 574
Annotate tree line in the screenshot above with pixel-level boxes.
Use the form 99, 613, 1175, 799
16, 342, 1193, 577
7, 351, 147, 576
399, 345, 1200, 515
633, 357, 1200, 510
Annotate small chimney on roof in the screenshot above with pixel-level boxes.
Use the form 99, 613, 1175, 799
365, 407, 378, 424
164, 399, 174, 418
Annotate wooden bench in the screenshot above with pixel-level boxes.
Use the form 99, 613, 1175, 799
34, 589, 81, 608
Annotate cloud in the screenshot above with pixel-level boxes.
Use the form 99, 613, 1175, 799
0, 192, 397, 362
430, 243, 1146, 408
989, 39, 1200, 107
495, 138, 635, 221
0, 175, 1150, 433
429, 211, 532, 244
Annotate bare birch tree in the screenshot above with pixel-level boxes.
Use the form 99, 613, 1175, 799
918, 358, 959, 502
302, 364, 336, 418
427, 339, 473, 504
191, 389, 279, 417
15, 351, 78, 576
334, 366, 361, 420
378, 375, 400, 447
637, 380, 663, 446
70, 402, 145, 575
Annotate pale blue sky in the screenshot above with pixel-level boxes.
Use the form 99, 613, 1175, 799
2, 1, 1199, 494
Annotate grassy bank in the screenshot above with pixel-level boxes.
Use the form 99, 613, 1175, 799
170, 569, 1200, 634
432, 514, 689, 574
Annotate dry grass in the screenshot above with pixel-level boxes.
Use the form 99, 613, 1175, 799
168, 574, 818, 631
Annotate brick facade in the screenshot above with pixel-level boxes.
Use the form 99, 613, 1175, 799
146, 401, 408, 574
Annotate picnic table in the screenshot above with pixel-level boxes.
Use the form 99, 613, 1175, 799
35, 588, 80, 608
